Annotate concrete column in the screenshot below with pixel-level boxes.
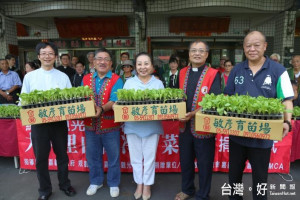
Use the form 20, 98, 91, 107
135, 11, 147, 54
0, 15, 18, 58
273, 11, 296, 67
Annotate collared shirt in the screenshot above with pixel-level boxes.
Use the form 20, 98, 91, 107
224, 57, 294, 148
21, 68, 71, 93
0, 70, 22, 90
92, 71, 123, 102
224, 57, 293, 99
123, 75, 164, 137
169, 70, 179, 88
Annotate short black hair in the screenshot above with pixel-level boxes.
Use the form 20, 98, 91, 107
33, 59, 41, 68
5, 54, 15, 60
121, 52, 129, 58
60, 54, 70, 60
94, 48, 112, 61
188, 40, 210, 52
224, 60, 234, 66
169, 55, 179, 64
35, 42, 58, 56
75, 61, 85, 67
25, 61, 39, 70
135, 52, 153, 65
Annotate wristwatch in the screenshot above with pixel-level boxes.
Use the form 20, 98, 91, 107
284, 120, 292, 132
5, 91, 9, 95
99, 106, 104, 115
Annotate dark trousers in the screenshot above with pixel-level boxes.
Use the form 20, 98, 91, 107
0, 90, 19, 104
229, 139, 271, 200
179, 130, 215, 200
31, 121, 71, 196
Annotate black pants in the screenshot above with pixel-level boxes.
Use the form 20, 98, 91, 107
31, 121, 71, 196
0, 90, 19, 104
179, 129, 215, 200
229, 139, 271, 200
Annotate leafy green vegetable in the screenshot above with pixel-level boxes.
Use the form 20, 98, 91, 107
18, 86, 93, 106
116, 88, 186, 102
293, 106, 300, 117
199, 94, 285, 115
0, 105, 21, 118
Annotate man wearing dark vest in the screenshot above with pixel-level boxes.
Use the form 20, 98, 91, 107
82, 48, 123, 198
175, 40, 221, 200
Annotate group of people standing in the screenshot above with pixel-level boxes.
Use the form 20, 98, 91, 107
16, 30, 294, 200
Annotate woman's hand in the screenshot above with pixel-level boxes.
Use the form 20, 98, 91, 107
179, 112, 194, 122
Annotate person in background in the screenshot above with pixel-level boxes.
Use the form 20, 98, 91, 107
291, 80, 300, 107
221, 60, 234, 91
20, 42, 76, 200
71, 56, 79, 69
71, 61, 85, 87
159, 54, 180, 80
217, 56, 229, 74
121, 59, 135, 83
0, 59, 22, 104
175, 40, 221, 200
181, 59, 187, 68
115, 52, 130, 76
86, 52, 95, 74
82, 48, 123, 198
5, 54, 17, 72
224, 31, 293, 200
288, 55, 300, 91
5, 54, 23, 81
33, 59, 42, 68
25, 61, 39, 74
162, 55, 179, 88
123, 52, 164, 200
270, 53, 281, 63
57, 54, 76, 82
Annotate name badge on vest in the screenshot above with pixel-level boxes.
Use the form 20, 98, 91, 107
201, 86, 208, 94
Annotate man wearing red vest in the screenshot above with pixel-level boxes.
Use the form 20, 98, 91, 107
82, 48, 123, 198
175, 40, 221, 200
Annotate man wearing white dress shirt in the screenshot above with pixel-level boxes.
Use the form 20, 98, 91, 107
21, 42, 76, 200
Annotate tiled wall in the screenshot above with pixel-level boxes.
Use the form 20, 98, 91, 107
147, 15, 276, 38
147, 0, 287, 12
0, 0, 297, 57
3, 0, 133, 16
0, 17, 18, 58
274, 11, 297, 65
3, 0, 291, 16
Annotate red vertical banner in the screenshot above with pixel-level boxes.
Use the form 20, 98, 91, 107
0, 119, 19, 157
156, 120, 181, 172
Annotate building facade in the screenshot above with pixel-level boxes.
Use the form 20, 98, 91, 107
0, 0, 299, 71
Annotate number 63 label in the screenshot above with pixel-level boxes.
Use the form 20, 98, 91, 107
234, 76, 244, 84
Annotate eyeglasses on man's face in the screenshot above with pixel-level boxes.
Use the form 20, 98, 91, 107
39, 52, 55, 57
189, 49, 208, 55
94, 57, 111, 62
